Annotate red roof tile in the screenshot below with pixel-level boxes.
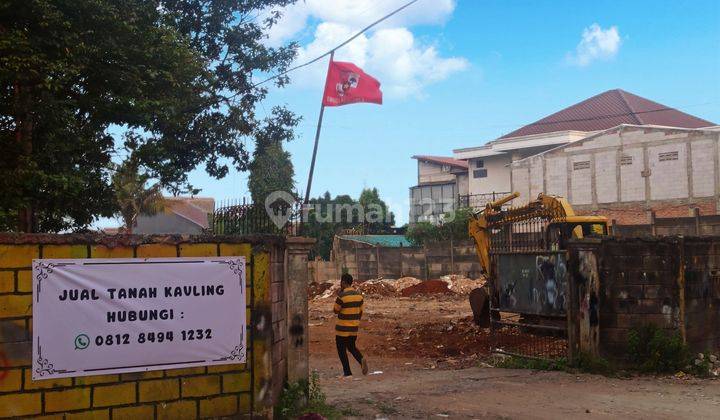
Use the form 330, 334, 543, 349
499, 89, 715, 139
412, 155, 468, 169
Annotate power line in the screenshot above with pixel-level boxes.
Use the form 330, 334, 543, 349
232, 0, 420, 97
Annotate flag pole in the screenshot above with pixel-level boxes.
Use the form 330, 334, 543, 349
304, 51, 334, 205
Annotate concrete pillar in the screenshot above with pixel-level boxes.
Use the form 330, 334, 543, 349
284, 237, 315, 384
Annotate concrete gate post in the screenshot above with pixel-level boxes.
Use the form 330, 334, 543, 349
285, 237, 315, 384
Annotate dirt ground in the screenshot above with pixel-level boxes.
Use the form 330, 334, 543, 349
309, 293, 720, 419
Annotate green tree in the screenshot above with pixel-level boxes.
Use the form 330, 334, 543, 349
405, 207, 473, 246
0, 0, 298, 232
248, 125, 298, 205
358, 187, 395, 233
112, 160, 165, 234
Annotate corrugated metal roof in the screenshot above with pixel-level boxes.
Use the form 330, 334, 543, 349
340, 235, 413, 247
412, 155, 469, 169
499, 89, 715, 139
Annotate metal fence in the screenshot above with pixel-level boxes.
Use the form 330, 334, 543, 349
212, 199, 302, 236
490, 313, 568, 360
458, 192, 511, 209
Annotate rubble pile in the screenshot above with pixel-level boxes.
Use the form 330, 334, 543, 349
308, 275, 485, 300
440, 275, 485, 295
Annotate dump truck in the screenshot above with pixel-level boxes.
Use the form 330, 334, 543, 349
467, 192, 608, 329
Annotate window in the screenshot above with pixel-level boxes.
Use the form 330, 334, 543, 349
473, 169, 487, 178
659, 151, 679, 161
475, 160, 484, 168
573, 161, 590, 170
620, 155, 633, 165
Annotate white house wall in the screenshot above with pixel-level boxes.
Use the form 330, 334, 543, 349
467, 155, 512, 196
510, 127, 720, 211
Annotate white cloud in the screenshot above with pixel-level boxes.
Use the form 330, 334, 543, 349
263, 0, 467, 98
567, 23, 621, 66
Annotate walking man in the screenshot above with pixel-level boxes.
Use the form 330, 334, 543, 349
334, 273, 368, 377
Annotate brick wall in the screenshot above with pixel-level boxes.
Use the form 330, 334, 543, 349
0, 233, 289, 419
569, 237, 720, 359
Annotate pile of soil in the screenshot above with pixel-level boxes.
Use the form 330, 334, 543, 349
441, 275, 485, 295
400, 279, 452, 297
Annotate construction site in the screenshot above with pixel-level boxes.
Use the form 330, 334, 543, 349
304, 191, 720, 418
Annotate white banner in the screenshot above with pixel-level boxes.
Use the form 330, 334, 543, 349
32, 257, 246, 379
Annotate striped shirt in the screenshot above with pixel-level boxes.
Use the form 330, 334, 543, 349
334, 287, 364, 337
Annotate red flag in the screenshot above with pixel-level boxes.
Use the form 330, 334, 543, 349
322, 61, 382, 107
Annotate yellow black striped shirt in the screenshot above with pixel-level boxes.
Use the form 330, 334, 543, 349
334, 287, 364, 337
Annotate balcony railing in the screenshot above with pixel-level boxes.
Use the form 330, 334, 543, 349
457, 192, 511, 209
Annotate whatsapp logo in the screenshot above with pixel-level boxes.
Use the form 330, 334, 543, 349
74, 334, 90, 350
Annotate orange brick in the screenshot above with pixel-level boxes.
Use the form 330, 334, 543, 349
24, 369, 72, 389
2, 341, 31, 366
0, 244, 39, 268
222, 372, 251, 393
42, 245, 88, 259
29, 414, 64, 420
165, 366, 205, 377
0, 294, 32, 317
181, 375, 220, 397
139, 378, 179, 402
112, 405, 154, 420
0, 368, 22, 392
65, 409, 110, 420
157, 400, 197, 420
45, 387, 91, 412
0, 270, 14, 292
17, 270, 32, 292
90, 245, 134, 258
179, 243, 217, 257
93, 382, 136, 407
136, 244, 177, 258
74, 374, 119, 385
199, 395, 237, 418
0, 392, 42, 417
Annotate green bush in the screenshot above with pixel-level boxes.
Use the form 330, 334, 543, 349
627, 324, 688, 374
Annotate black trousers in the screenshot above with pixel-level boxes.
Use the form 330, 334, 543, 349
336, 335, 363, 376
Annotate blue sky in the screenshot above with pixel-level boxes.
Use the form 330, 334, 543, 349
181, 0, 720, 226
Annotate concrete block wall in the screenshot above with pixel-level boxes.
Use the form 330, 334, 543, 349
0, 234, 292, 419
332, 238, 483, 281
511, 126, 720, 223
570, 237, 720, 359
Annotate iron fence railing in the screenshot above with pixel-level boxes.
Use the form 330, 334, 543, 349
457, 192, 511, 209
212, 199, 303, 236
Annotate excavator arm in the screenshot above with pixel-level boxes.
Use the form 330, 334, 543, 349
467, 192, 579, 278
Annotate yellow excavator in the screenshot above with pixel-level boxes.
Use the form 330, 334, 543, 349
467, 192, 608, 326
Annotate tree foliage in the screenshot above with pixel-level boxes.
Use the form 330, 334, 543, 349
302, 189, 396, 259
405, 207, 473, 246
112, 160, 165, 234
0, 0, 298, 231
248, 110, 299, 204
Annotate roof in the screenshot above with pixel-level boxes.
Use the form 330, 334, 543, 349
339, 235, 413, 247
165, 197, 214, 228
499, 89, 715, 140
412, 155, 468, 169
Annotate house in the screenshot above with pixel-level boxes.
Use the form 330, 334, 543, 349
134, 197, 214, 234
452, 89, 714, 199
409, 155, 468, 223
510, 124, 720, 223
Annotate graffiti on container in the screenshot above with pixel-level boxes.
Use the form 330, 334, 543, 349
497, 253, 568, 315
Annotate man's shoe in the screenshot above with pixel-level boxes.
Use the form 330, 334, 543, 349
361, 358, 369, 375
